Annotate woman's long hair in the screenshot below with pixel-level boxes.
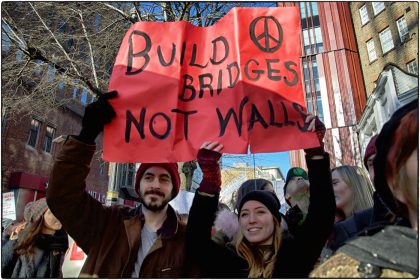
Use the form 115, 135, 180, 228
332, 165, 374, 218
233, 217, 282, 278
385, 109, 418, 218
14, 215, 44, 258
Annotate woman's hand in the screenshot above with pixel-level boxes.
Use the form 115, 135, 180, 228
197, 141, 224, 194
304, 115, 326, 158
200, 141, 224, 153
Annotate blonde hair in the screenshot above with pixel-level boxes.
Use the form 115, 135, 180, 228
333, 165, 374, 216
232, 217, 282, 278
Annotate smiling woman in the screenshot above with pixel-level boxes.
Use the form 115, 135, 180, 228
186, 135, 335, 278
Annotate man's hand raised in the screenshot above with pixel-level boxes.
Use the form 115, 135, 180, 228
78, 91, 118, 144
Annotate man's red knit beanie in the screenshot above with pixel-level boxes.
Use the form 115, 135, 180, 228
134, 163, 180, 199
363, 135, 378, 169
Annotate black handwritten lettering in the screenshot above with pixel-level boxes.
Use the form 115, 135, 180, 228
292, 102, 308, 131
281, 101, 295, 126
217, 69, 223, 95
179, 74, 196, 102
210, 36, 229, 65
171, 109, 198, 140
199, 73, 214, 98
267, 100, 283, 127
266, 59, 281, 81
157, 43, 176, 66
125, 109, 146, 142
244, 59, 264, 81
149, 112, 171, 139
217, 96, 249, 137
249, 104, 269, 131
227, 61, 240, 88
284, 61, 298, 86
180, 41, 187, 66
126, 30, 151, 75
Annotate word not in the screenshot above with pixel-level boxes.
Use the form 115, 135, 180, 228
125, 97, 308, 142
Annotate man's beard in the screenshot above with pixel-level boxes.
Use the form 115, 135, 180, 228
140, 189, 171, 212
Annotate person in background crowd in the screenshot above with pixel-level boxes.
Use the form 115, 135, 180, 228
332, 165, 374, 223
320, 165, 375, 260
324, 134, 393, 255
364, 135, 378, 182
186, 115, 336, 278
282, 167, 310, 236
1, 198, 68, 278
311, 100, 418, 278
46, 91, 192, 277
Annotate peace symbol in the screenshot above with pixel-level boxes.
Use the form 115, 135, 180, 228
249, 16, 283, 53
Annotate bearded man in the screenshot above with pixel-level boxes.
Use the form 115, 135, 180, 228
47, 91, 193, 278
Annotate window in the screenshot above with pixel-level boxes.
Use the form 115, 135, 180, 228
302, 57, 324, 122
407, 60, 418, 75
379, 27, 394, 53
28, 118, 41, 147
359, 5, 369, 25
302, 26, 323, 55
396, 16, 409, 42
119, 163, 136, 187
372, 2, 385, 15
366, 39, 377, 62
43, 126, 55, 153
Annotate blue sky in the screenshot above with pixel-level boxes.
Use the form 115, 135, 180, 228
221, 151, 291, 178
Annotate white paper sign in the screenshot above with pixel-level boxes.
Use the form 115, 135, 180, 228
2, 192, 16, 220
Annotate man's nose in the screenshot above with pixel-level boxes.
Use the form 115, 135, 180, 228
150, 179, 160, 189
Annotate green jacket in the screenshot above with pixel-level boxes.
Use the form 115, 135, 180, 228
47, 136, 188, 278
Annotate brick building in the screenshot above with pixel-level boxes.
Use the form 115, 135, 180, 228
2, 92, 109, 221
350, 2, 418, 97
349, 2, 418, 150
279, 2, 367, 169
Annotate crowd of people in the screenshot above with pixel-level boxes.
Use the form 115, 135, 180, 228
2, 91, 418, 278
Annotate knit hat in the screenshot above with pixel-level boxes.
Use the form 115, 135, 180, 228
24, 198, 48, 223
363, 135, 378, 169
374, 99, 418, 216
238, 190, 282, 221
284, 167, 308, 197
134, 163, 180, 199
235, 179, 272, 211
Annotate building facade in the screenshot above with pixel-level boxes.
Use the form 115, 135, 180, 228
1, 94, 109, 221
279, 2, 367, 169
219, 163, 285, 208
350, 2, 418, 97
350, 2, 418, 150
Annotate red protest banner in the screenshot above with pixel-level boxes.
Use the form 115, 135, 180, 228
104, 7, 319, 163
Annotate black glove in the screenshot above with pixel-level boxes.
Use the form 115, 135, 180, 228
78, 91, 118, 144
304, 116, 326, 158
197, 148, 222, 194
